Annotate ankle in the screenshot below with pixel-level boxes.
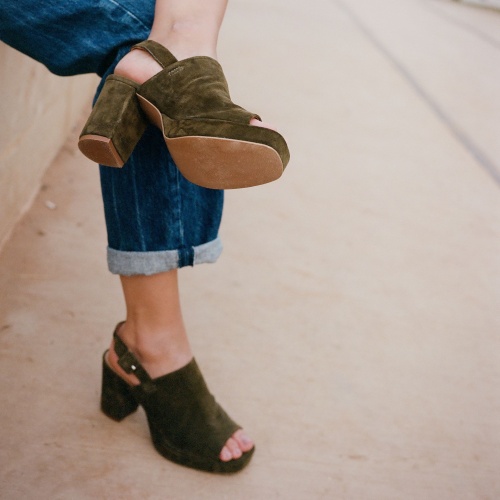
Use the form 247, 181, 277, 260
114, 50, 163, 84
114, 321, 193, 379
149, 22, 218, 60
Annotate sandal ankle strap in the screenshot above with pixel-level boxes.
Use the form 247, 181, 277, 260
112, 322, 157, 393
132, 40, 177, 68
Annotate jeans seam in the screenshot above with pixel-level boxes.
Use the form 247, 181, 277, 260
110, 174, 123, 247
174, 162, 185, 249
106, 0, 151, 32
130, 162, 146, 251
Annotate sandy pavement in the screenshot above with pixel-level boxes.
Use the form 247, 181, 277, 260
1, 1, 500, 498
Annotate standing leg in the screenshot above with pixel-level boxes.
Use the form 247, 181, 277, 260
106, 270, 254, 462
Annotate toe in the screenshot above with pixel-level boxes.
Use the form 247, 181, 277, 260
233, 429, 254, 453
225, 437, 243, 459
220, 446, 232, 462
220, 431, 254, 461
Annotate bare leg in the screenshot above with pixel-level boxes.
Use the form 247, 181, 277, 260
114, 0, 274, 129
148, 0, 229, 60
106, 270, 254, 462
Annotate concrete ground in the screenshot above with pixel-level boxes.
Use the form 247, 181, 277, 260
1, 0, 500, 498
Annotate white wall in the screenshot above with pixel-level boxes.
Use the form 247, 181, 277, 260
0, 42, 97, 248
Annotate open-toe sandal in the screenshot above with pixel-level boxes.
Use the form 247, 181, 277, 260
79, 40, 290, 189
100, 322, 255, 473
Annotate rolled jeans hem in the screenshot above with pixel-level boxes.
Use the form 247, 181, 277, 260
107, 237, 223, 276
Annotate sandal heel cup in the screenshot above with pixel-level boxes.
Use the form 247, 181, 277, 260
100, 353, 139, 421
78, 75, 147, 168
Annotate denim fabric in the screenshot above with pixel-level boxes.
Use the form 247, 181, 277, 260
0, 0, 225, 275
0, 0, 153, 76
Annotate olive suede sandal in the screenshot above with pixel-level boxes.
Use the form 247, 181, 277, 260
100, 323, 255, 474
79, 40, 290, 189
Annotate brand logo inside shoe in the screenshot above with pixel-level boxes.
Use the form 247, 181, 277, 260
168, 67, 184, 77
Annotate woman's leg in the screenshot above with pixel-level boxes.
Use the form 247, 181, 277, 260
99, 103, 251, 464
99, 107, 249, 461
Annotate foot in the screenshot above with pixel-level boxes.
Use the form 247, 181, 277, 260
106, 323, 254, 463
114, 45, 277, 131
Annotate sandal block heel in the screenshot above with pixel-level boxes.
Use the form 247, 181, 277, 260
78, 75, 147, 168
100, 352, 139, 421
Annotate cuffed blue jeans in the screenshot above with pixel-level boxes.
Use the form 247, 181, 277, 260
0, 0, 224, 275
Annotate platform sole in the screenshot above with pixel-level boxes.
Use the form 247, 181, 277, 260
138, 94, 284, 189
